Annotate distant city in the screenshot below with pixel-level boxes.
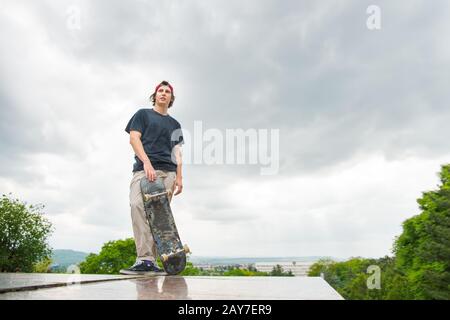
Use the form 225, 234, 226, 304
51, 249, 343, 276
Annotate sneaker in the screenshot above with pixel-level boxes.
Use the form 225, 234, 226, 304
119, 260, 166, 275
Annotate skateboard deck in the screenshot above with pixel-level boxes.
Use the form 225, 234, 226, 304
140, 177, 190, 275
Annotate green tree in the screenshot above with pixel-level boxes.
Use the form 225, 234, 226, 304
223, 266, 268, 276
79, 238, 136, 274
33, 257, 53, 273
180, 262, 202, 276
308, 256, 412, 300
309, 257, 371, 297
393, 164, 450, 299
0, 194, 53, 272
269, 264, 294, 277
307, 164, 450, 300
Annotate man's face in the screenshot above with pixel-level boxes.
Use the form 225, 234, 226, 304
155, 85, 172, 106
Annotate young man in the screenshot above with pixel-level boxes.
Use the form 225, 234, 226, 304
120, 80, 184, 275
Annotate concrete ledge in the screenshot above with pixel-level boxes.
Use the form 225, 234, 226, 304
0, 274, 343, 300
0, 273, 143, 294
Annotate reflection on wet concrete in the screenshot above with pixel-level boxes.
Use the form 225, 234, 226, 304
0, 275, 344, 300
132, 276, 190, 300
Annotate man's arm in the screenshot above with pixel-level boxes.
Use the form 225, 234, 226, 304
129, 130, 157, 181
174, 144, 183, 195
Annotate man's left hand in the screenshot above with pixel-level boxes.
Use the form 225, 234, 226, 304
174, 177, 183, 196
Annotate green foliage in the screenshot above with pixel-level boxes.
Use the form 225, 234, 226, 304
393, 164, 450, 300
33, 257, 53, 273
180, 264, 290, 277
308, 164, 450, 300
0, 194, 53, 272
79, 238, 136, 274
179, 263, 269, 276
223, 267, 268, 276
269, 264, 294, 277
308, 256, 411, 300
179, 262, 202, 276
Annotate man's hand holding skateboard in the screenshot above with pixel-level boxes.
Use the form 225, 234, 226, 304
144, 158, 182, 196
130, 130, 158, 183
143, 160, 157, 182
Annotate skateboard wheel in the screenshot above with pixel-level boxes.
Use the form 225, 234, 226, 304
161, 254, 169, 262
183, 244, 191, 254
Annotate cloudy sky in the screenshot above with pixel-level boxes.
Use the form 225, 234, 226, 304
1, 0, 449, 260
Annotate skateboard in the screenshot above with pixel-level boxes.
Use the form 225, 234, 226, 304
140, 177, 190, 275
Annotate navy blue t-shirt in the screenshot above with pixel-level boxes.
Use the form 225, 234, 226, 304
125, 108, 184, 172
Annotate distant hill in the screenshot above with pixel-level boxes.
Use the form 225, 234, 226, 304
51, 249, 89, 268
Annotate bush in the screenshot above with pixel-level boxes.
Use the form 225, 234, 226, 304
393, 164, 450, 299
0, 194, 53, 272
79, 238, 136, 274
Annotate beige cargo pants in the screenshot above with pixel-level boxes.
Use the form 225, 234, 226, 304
129, 169, 177, 263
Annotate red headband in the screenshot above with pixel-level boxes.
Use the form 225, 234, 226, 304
154, 83, 174, 95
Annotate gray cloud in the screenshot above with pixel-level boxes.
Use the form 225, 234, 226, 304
1, 0, 449, 257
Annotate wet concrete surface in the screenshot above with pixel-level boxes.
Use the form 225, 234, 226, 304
0, 273, 143, 293
0, 274, 343, 300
